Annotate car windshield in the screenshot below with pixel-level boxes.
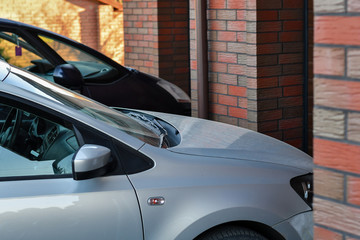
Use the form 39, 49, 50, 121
6, 66, 162, 147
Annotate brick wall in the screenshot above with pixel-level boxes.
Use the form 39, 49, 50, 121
0, 0, 124, 64
123, 0, 190, 93
313, 0, 360, 238
190, 0, 308, 150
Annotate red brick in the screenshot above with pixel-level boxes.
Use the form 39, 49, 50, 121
227, 21, 246, 31
257, 10, 279, 21
217, 10, 237, 20
283, 0, 304, 8
209, 93, 218, 104
257, 99, 278, 110
209, 20, 227, 30
238, 98, 247, 108
283, 20, 304, 31
257, 22, 282, 32
257, 0, 282, 9
209, 41, 227, 51
279, 53, 303, 64
144, 61, 153, 67
279, 31, 303, 42
284, 138, 303, 149
279, 9, 303, 20
314, 226, 342, 240
227, 0, 246, 9
283, 127, 303, 139
219, 95, 238, 106
210, 62, 228, 73
237, 10, 246, 20
217, 31, 237, 41
210, 83, 228, 94
258, 121, 279, 132
257, 32, 278, 43
228, 64, 246, 75
314, 47, 345, 76
249, 77, 279, 89
315, 16, 360, 46
218, 73, 237, 85
315, 78, 360, 111
175, 8, 187, 14
174, 67, 189, 74
210, 104, 227, 115
314, 198, 360, 236
348, 176, 360, 206
147, 2, 157, 8
175, 34, 187, 41
175, 21, 188, 28
218, 52, 237, 63
257, 65, 282, 77
229, 107, 247, 118
258, 109, 283, 121
237, 32, 246, 42
257, 43, 282, 54
283, 85, 303, 97
314, 138, 360, 174
191, 60, 197, 70
279, 75, 303, 86
137, 2, 147, 8
258, 87, 282, 99
282, 63, 303, 75
229, 86, 246, 97
190, 19, 196, 29
279, 118, 302, 130
209, 0, 226, 9
279, 96, 303, 107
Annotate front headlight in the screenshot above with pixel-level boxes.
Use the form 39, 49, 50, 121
157, 79, 190, 103
290, 173, 313, 208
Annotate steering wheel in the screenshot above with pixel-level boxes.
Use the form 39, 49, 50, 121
0, 108, 22, 148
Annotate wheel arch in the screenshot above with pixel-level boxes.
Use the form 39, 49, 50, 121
193, 221, 285, 240
173, 207, 286, 240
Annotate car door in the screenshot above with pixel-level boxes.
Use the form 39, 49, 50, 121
0, 101, 143, 240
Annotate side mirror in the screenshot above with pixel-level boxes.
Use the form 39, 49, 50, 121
53, 64, 83, 91
72, 144, 111, 180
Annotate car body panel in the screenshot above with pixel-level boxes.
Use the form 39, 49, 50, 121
133, 144, 310, 240
0, 62, 313, 240
0, 176, 143, 240
142, 111, 313, 171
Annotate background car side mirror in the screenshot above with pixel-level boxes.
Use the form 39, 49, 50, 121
53, 64, 83, 92
72, 144, 111, 180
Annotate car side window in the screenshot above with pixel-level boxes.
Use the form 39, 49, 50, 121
0, 31, 44, 69
0, 103, 79, 178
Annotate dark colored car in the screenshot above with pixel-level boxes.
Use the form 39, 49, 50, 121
0, 18, 191, 115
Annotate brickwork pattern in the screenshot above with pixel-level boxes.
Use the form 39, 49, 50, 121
190, 0, 307, 149
0, 0, 124, 64
123, 0, 190, 93
314, 0, 360, 238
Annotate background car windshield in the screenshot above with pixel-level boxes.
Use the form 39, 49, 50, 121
9, 67, 162, 147
39, 35, 102, 63
38, 35, 120, 78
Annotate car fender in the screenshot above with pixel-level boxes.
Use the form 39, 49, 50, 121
174, 206, 284, 240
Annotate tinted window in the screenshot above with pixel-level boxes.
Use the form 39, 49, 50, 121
0, 103, 79, 177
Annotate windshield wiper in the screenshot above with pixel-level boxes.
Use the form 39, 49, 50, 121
126, 112, 168, 147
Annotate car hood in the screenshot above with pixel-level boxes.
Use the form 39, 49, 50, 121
148, 112, 313, 172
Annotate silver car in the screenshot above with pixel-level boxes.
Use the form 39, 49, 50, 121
0, 61, 313, 240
